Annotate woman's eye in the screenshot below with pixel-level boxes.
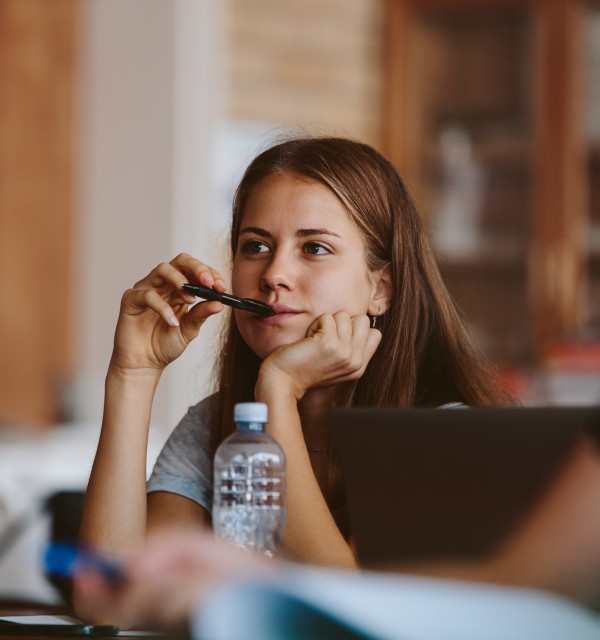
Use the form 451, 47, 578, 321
304, 242, 330, 256
241, 240, 269, 254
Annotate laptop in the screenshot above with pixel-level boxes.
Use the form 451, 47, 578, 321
329, 406, 600, 569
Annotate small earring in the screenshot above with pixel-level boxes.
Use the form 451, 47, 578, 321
370, 308, 382, 329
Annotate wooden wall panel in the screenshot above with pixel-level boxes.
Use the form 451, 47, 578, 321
382, 0, 590, 364
228, 0, 383, 146
0, 0, 77, 426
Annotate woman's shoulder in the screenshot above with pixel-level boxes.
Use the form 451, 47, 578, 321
186, 392, 220, 419
170, 392, 220, 441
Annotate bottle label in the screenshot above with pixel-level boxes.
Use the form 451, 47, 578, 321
235, 422, 265, 433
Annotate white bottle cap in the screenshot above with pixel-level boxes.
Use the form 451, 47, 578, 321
234, 402, 268, 423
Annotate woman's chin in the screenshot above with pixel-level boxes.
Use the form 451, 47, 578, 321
250, 335, 305, 361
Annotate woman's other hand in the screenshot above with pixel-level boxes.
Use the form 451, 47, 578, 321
257, 312, 382, 401
111, 253, 226, 373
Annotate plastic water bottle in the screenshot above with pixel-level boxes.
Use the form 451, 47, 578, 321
213, 402, 286, 557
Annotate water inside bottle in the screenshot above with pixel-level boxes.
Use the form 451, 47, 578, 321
213, 451, 286, 557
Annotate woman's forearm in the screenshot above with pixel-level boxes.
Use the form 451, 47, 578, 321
255, 381, 356, 569
79, 366, 161, 553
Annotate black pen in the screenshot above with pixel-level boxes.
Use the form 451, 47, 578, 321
181, 283, 274, 316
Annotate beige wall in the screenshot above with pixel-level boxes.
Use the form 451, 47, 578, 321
77, 0, 226, 431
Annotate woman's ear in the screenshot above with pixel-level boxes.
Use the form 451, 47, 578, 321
368, 264, 392, 316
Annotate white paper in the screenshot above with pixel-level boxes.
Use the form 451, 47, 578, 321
0, 614, 80, 625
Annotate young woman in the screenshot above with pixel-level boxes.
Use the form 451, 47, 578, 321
78, 136, 506, 582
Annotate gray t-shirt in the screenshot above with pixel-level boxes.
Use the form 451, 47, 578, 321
146, 397, 467, 515
147, 394, 218, 514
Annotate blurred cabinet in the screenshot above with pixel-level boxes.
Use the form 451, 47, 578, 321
0, 0, 77, 426
383, 0, 594, 368
586, 2, 600, 331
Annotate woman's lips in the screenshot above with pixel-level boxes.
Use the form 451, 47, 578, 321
269, 303, 301, 315
259, 303, 302, 324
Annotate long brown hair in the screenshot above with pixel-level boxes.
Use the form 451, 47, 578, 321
211, 136, 507, 529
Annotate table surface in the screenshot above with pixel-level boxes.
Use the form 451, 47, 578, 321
0, 603, 173, 639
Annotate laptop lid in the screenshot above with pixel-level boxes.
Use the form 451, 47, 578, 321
329, 406, 600, 569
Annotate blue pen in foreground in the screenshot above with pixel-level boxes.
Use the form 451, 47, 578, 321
44, 542, 125, 585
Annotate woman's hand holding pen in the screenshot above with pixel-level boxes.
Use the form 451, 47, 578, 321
110, 253, 226, 373
256, 311, 382, 401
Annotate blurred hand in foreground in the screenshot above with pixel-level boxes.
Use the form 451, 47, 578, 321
74, 527, 275, 632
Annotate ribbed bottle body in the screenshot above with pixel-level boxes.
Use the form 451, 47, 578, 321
213, 406, 286, 558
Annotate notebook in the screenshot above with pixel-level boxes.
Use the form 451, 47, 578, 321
329, 406, 600, 569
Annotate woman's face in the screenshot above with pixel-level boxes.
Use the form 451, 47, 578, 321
232, 172, 384, 360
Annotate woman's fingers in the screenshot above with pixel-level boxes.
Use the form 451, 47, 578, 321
124, 288, 182, 326
332, 312, 379, 379
168, 253, 227, 291
350, 314, 380, 374
307, 313, 379, 366
124, 286, 224, 338
132, 255, 227, 303
278, 312, 381, 392
125, 254, 229, 325
179, 299, 224, 343
355, 324, 382, 378
112, 255, 228, 371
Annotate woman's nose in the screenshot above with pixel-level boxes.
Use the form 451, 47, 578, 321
259, 251, 294, 291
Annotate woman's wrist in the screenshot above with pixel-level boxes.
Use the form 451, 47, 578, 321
107, 357, 163, 382
105, 362, 162, 403
255, 364, 304, 404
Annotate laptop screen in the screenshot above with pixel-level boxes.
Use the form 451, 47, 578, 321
329, 406, 600, 569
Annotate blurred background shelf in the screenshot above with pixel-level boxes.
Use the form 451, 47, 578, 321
383, 0, 600, 383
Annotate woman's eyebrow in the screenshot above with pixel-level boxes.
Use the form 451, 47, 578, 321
239, 226, 271, 238
296, 228, 342, 239
238, 226, 342, 239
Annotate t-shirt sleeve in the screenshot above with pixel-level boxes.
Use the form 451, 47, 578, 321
146, 395, 216, 513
